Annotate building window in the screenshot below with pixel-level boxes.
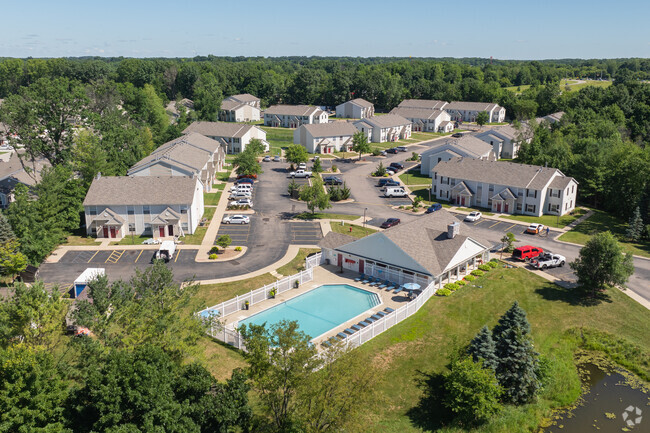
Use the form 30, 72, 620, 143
489, 184, 494, 192
181, 223, 189, 230
89, 208, 97, 216
572, 185, 575, 194
526, 204, 536, 213
516, 203, 522, 211
181, 206, 188, 214
128, 223, 135, 232
127, 206, 135, 216
433, 185, 437, 193
144, 223, 152, 234
143, 206, 150, 215
450, 179, 456, 187
488, 198, 492, 207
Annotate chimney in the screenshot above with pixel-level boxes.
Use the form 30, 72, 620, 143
447, 221, 459, 239
95, 172, 101, 180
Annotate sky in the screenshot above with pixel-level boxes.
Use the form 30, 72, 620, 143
1, 0, 649, 60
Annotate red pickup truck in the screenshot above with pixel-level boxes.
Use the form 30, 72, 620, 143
512, 245, 543, 261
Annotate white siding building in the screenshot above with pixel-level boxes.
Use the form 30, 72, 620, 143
444, 101, 506, 123
127, 132, 225, 192
398, 99, 449, 110
389, 107, 452, 132
432, 158, 578, 216
354, 115, 412, 143
83, 176, 204, 240
223, 93, 261, 109
419, 135, 496, 177
219, 99, 261, 122
293, 122, 359, 154
475, 124, 532, 159
335, 98, 374, 119
183, 121, 269, 154
264, 105, 328, 128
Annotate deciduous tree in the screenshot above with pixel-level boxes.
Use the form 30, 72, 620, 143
352, 131, 371, 161
300, 177, 331, 214
285, 144, 309, 166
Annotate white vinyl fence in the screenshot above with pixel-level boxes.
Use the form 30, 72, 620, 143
202, 251, 439, 353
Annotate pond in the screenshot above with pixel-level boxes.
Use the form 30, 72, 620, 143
544, 363, 649, 432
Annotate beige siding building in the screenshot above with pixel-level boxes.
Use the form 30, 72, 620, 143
264, 105, 328, 128
354, 115, 412, 143
444, 101, 506, 123
335, 98, 374, 119
389, 107, 452, 132
183, 121, 268, 154
293, 122, 359, 154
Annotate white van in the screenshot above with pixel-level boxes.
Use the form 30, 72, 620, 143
230, 184, 252, 193
384, 187, 408, 198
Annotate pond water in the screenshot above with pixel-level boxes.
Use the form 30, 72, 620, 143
544, 363, 649, 432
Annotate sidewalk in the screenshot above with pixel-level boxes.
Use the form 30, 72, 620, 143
194, 177, 233, 262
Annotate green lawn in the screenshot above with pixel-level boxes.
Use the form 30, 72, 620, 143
502, 208, 587, 229
399, 168, 431, 185
276, 248, 321, 276
178, 207, 215, 245
260, 126, 293, 155
203, 191, 222, 206
456, 206, 495, 216
354, 267, 650, 432
504, 84, 532, 93
295, 212, 359, 221
215, 171, 232, 182
65, 235, 99, 246
563, 80, 612, 92
110, 235, 154, 246
408, 186, 445, 206
558, 208, 650, 258
212, 183, 226, 191
330, 222, 376, 238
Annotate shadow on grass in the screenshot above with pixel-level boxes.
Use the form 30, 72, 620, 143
534, 282, 612, 307
406, 370, 452, 431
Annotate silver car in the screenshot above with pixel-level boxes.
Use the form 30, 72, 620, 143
229, 198, 253, 207
222, 214, 250, 224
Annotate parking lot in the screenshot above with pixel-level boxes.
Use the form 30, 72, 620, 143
58, 248, 198, 265
217, 217, 254, 246
454, 214, 546, 237
288, 221, 322, 244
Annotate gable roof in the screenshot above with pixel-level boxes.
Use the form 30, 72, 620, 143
355, 114, 410, 129
422, 135, 493, 159
183, 121, 258, 139
301, 122, 358, 138
334, 210, 491, 276
548, 175, 575, 190
264, 105, 322, 117
319, 231, 357, 250
398, 99, 448, 110
0, 152, 50, 187
433, 157, 572, 190
445, 101, 501, 112
346, 98, 373, 108
129, 132, 222, 175
225, 93, 259, 103
389, 107, 447, 120
83, 176, 198, 207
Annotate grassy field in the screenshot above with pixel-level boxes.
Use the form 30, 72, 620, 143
455, 207, 495, 216
212, 183, 226, 191
504, 80, 612, 95
295, 212, 359, 221
354, 267, 650, 432
260, 126, 293, 155
502, 207, 587, 229
110, 235, 154, 246
64, 235, 99, 246
558, 208, 650, 258
215, 170, 232, 182
330, 221, 377, 238
179, 207, 215, 245
276, 248, 321, 276
408, 186, 446, 206
399, 168, 431, 185
203, 191, 222, 206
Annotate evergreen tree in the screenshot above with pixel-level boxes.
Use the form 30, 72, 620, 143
468, 325, 498, 372
492, 302, 540, 404
0, 212, 15, 242
626, 206, 644, 241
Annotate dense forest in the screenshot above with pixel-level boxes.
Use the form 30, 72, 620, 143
0, 56, 649, 265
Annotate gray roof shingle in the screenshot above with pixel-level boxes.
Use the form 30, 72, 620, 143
264, 105, 322, 117
83, 176, 198, 206
347, 98, 373, 108
398, 99, 448, 110
301, 122, 358, 138
355, 114, 410, 129
434, 157, 572, 190
225, 93, 259, 103
183, 121, 258, 139
389, 107, 447, 120
445, 101, 501, 112
319, 231, 357, 249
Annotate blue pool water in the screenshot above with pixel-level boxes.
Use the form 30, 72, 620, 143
239, 284, 380, 339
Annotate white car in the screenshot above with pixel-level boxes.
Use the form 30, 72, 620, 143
298, 162, 307, 170
229, 198, 253, 207
464, 211, 482, 222
229, 191, 252, 200
142, 238, 161, 245
386, 169, 396, 175
222, 214, 250, 224
526, 223, 545, 234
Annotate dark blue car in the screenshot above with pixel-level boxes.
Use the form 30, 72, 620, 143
425, 203, 443, 213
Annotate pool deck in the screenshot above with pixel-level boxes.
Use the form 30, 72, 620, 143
223, 265, 409, 345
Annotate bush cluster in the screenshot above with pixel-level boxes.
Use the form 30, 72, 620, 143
471, 270, 484, 277
487, 261, 499, 269
464, 275, 476, 282
444, 283, 460, 291
436, 288, 452, 297
478, 264, 491, 271
457, 280, 467, 286
235, 246, 242, 251
209, 246, 219, 254
208, 253, 218, 260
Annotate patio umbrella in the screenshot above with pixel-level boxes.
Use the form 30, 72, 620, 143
402, 282, 421, 291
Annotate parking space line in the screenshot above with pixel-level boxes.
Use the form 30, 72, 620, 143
489, 221, 501, 228
174, 250, 181, 262
502, 224, 516, 232
105, 250, 125, 263
134, 250, 143, 263
87, 251, 99, 263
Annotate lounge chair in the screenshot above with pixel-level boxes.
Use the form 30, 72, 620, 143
369, 278, 381, 287
377, 280, 388, 289
361, 275, 371, 284
356, 321, 368, 328
337, 332, 348, 340
321, 339, 332, 348
384, 307, 395, 314
376, 311, 387, 318
370, 314, 382, 321
365, 316, 376, 323
393, 285, 404, 294
385, 282, 396, 291
351, 324, 362, 331
355, 273, 366, 282
344, 328, 356, 335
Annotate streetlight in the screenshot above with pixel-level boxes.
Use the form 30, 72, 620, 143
363, 208, 368, 234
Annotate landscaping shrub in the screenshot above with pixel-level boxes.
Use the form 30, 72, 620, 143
464, 275, 475, 282
372, 149, 381, 156
478, 264, 491, 271
209, 246, 219, 254
235, 246, 242, 251
457, 280, 467, 286
444, 283, 460, 291
471, 270, 484, 277
488, 261, 499, 268
373, 162, 387, 177
331, 164, 338, 173
208, 254, 218, 260
437, 288, 452, 297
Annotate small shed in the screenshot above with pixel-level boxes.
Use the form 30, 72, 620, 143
73, 268, 105, 298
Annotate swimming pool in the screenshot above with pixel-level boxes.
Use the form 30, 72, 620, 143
238, 284, 380, 339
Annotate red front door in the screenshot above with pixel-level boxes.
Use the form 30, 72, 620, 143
337, 254, 343, 267
461, 196, 466, 206
159, 226, 165, 237
109, 227, 117, 238
496, 202, 502, 212
103, 227, 109, 238
504, 202, 509, 213
359, 259, 364, 274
